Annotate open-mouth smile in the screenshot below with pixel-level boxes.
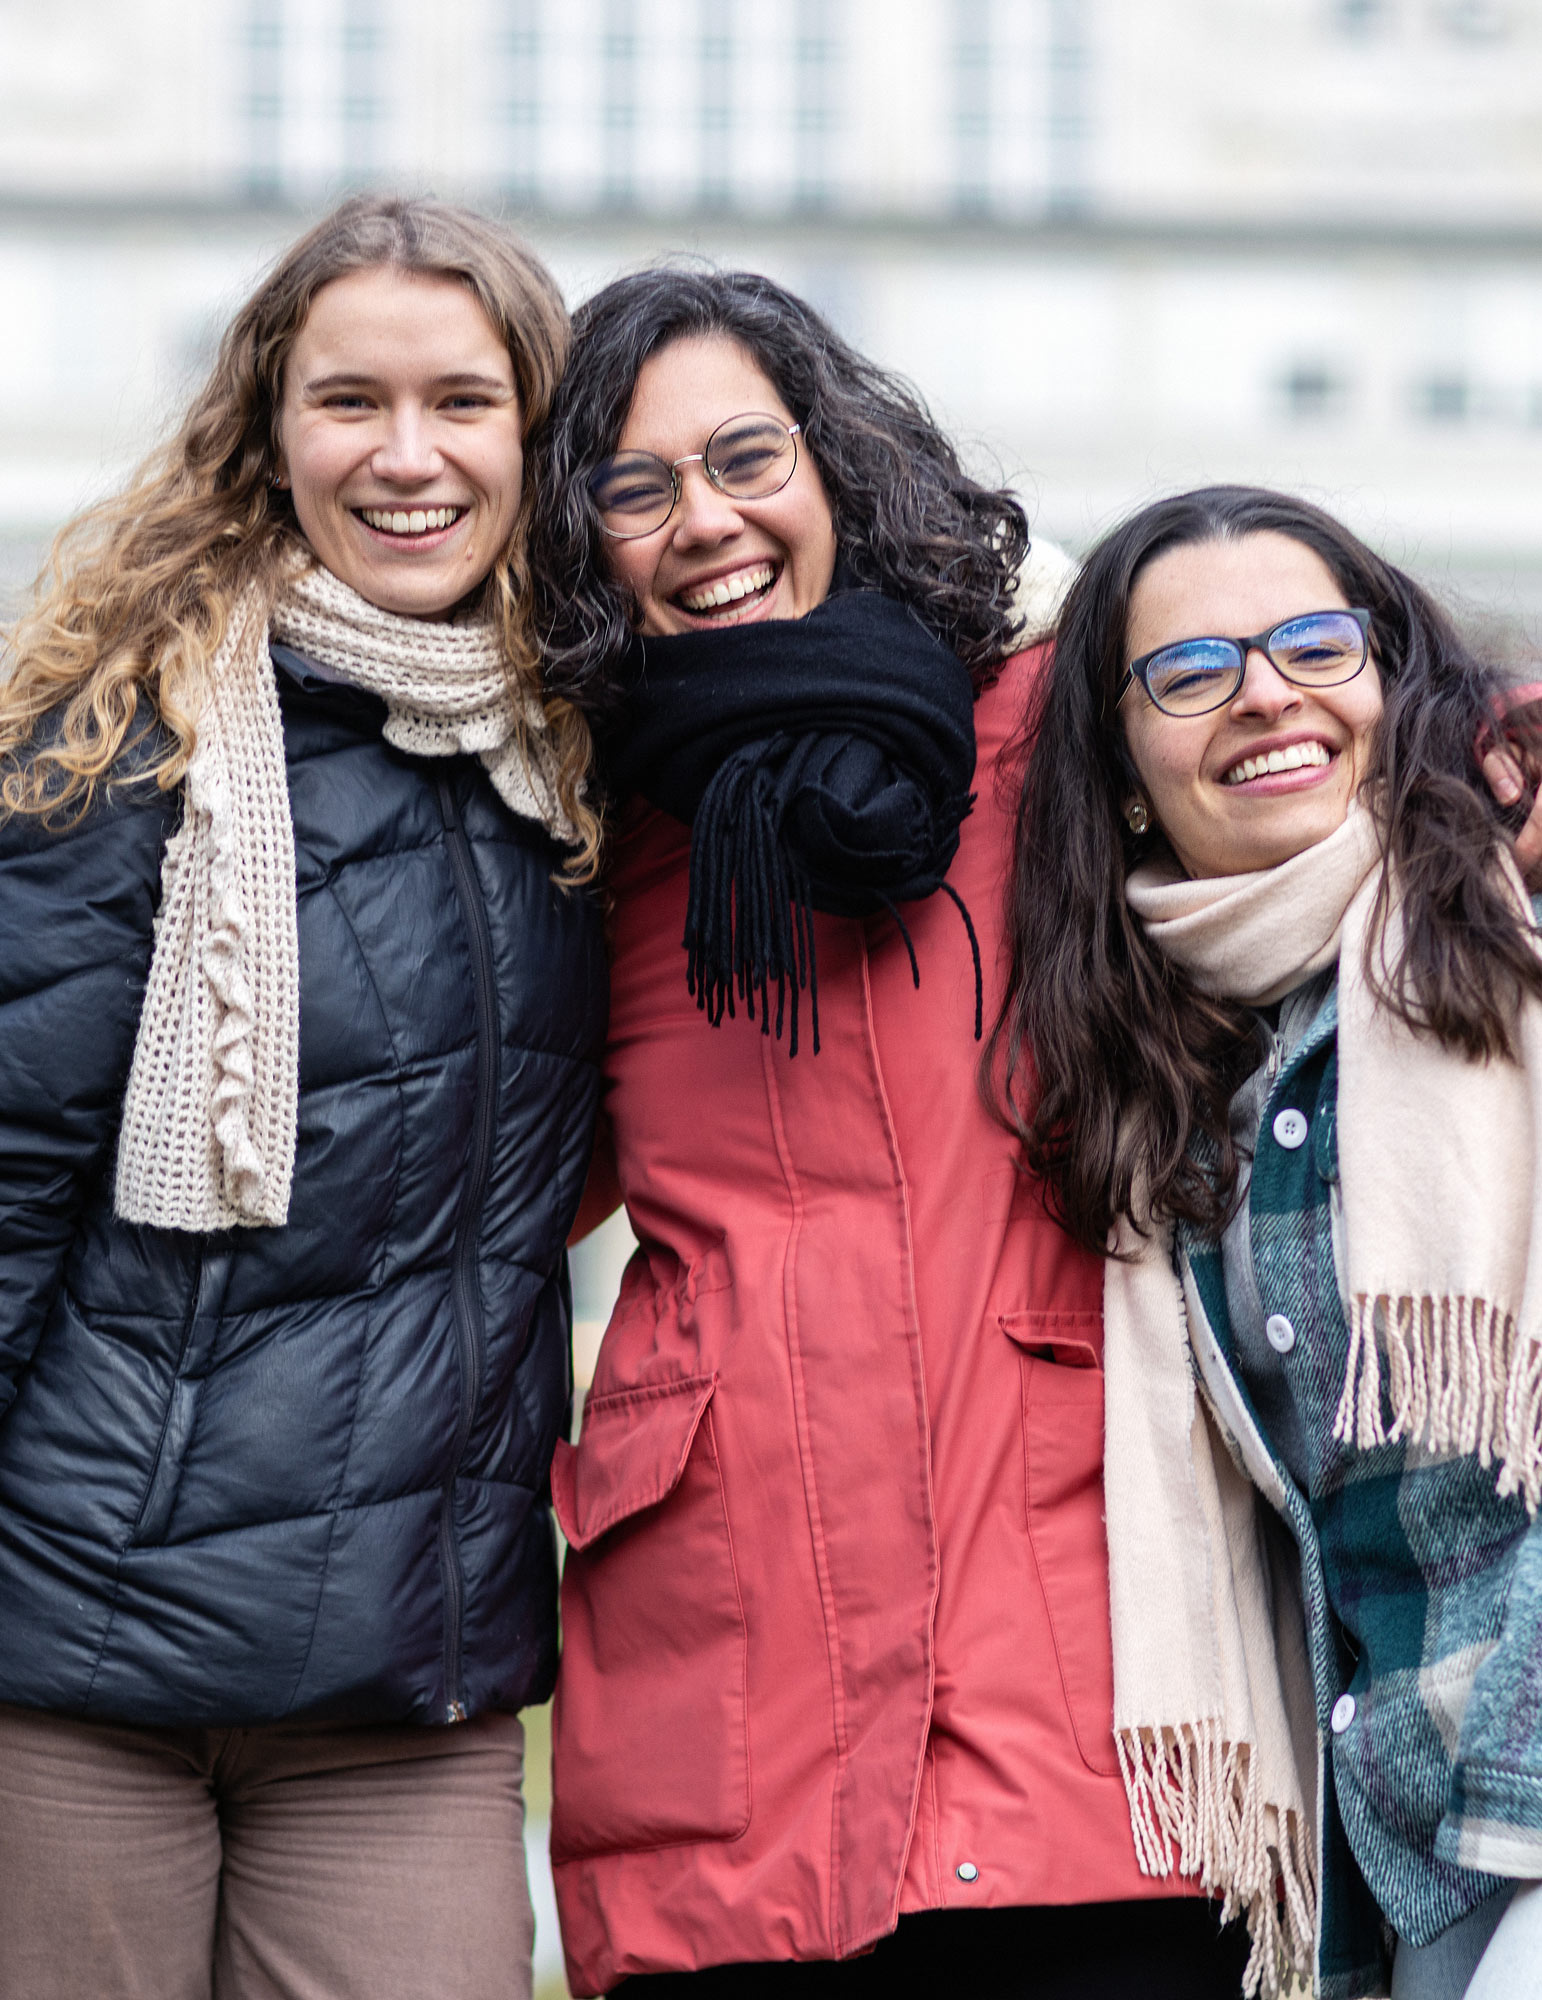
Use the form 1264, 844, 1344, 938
355, 505, 466, 541
1221, 740, 1333, 786
673, 561, 779, 620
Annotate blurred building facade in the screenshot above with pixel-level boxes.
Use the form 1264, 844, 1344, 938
3, 0, 1542, 629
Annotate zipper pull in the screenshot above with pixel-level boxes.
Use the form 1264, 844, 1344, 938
445, 1699, 468, 1724
1266, 1031, 1284, 1082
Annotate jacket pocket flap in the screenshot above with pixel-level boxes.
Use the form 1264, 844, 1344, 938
552, 1373, 717, 1550
999, 1308, 1102, 1368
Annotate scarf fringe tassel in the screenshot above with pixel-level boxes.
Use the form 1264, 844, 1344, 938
1116, 1722, 1316, 2000
1334, 1293, 1542, 1513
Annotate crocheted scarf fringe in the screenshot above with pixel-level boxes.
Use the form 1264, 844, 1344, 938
1117, 1720, 1316, 2000
1335, 1292, 1542, 1513
115, 589, 299, 1231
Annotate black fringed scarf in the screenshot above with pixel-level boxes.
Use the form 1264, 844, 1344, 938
605, 589, 980, 1055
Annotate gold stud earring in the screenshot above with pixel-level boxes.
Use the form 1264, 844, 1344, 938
1126, 800, 1150, 836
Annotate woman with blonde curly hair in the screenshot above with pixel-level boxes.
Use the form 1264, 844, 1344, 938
0, 195, 606, 2000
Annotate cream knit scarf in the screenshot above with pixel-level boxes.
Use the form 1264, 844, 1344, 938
114, 560, 573, 1233
1105, 806, 1542, 1994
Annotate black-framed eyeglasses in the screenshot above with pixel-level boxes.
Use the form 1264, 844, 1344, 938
588, 413, 802, 539
1117, 607, 1373, 717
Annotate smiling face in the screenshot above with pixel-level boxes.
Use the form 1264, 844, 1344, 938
602, 331, 838, 635
1121, 531, 1384, 878
276, 264, 523, 618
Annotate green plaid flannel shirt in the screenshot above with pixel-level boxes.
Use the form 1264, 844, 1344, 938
1178, 983, 1542, 2000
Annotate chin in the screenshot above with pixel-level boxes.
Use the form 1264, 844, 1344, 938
364, 575, 463, 619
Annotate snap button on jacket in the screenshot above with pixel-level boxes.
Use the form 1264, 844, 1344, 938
551, 649, 1180, 1996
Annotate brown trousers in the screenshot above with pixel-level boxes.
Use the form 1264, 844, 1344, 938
0, 1702, 534, 2000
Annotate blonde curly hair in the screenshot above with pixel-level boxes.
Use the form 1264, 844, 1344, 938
1, 193, 600, 877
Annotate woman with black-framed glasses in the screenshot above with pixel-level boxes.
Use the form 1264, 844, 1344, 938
1117, 606, 1373, 717
526, 276, 1257, 1998
998, 484, 1542, 2000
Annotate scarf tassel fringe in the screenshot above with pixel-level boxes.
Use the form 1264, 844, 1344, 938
1334, 1293, 1542, 1513
685, 751, 986, 1059
1116, 1722, 1316, 2000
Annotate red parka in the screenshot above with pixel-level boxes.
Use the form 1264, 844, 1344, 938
551, 646, 1182, 1996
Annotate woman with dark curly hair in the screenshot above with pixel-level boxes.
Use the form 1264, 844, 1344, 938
998, 486, 1542, 1999
527, 270, 1252, 1998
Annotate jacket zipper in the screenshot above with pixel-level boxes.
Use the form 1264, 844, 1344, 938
436, 774, 499, 1723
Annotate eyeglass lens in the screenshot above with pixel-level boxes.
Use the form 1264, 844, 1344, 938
589, 415, 797, 535
1142, 611, 1367, 715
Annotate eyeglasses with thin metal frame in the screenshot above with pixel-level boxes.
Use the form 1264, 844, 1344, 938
1116, 607, 1374, 717
588, 413, 803, 540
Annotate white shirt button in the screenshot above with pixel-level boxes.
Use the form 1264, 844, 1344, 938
956, 1862, 979, 1882
1273, 1108, 1309, 1150
1265, 1313, 1296, 1355
1331, 1693, 1357, 1734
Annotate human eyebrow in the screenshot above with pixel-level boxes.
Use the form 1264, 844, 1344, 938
433, 372, 515, 396
298, 371, 514, 398
300, 372, 381, 397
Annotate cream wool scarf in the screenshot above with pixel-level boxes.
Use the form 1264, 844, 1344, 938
114, 560, 573, 1233
1104, 1216, 1317, 1998
1106, 807, 1542, 1993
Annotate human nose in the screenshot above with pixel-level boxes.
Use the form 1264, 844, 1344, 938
371, 404, 443, 485
1230, 645, 1303, 717
669, 459, 745, 545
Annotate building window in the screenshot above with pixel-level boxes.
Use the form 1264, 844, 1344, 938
951, 0, 993, 212
1046, 0, 1092, 217
1416, 373, 1471, 420
601, 0, 638, 206
793, 0, 840, 207
340, 1, 385, 177
241, 0, 285, 192
1330, 0, 1391, 31
697, 0, 734, 206
1279, 362, 1349, 420
1432, 0, 1511, 38
500, 0, 543, 192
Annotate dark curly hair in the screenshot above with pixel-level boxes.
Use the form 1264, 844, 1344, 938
528, 265, 1029, 714
991, 484, 1542, 1256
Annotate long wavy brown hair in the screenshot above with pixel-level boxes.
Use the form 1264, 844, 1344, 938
1, 194, 601, 876
992, 485, 1542, 1255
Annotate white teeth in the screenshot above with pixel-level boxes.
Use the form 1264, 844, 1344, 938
359, 505, 461, 533
1224, 741, 1332, 785
679, 562, 775, 613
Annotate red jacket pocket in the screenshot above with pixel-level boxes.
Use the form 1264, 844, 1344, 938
1000, 1310, 1121, 1779
551, 1375, 751, 1862
551, 1373, 716, 1549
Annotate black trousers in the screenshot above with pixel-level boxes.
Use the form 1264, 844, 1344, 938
617, 1898, 1253, 1999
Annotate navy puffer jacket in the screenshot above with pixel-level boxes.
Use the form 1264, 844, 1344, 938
0, 649, 606, 1727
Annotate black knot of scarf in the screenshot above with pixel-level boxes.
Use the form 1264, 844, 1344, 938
605, 589, 980, 1056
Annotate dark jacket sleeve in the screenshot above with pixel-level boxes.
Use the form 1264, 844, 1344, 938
0, 760, 179, 1407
